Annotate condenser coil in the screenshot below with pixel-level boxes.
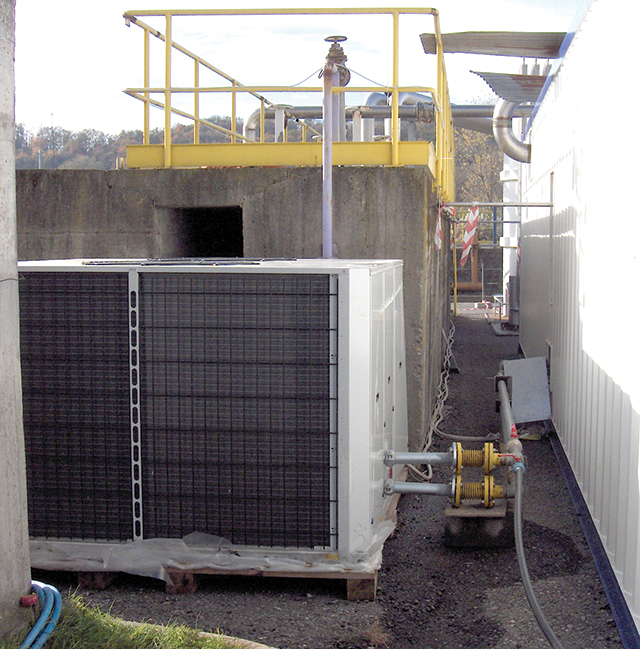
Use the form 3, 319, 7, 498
19, 258, 408, 580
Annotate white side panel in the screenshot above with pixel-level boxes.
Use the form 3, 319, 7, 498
519, 0, 640, 628
370, 264, 409, 528
337, 268, 373, 562
336, 263, 409, 563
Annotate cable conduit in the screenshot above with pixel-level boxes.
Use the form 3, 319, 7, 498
514, 464, 565, 649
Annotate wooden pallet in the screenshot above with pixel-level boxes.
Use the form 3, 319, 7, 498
165, 567, 378, 600
76, 567, 376, 600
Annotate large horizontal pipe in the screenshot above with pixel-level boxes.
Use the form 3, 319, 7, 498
244, 100, 533, 140
384, 449, 456, 467
384, 480, 454, 497
251, 104, 530, 121
251, 104, 435, 121
456, 281, 483, 292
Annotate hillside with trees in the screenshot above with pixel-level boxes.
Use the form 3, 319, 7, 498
15, 118, 503, 207
15, 117, 244, 170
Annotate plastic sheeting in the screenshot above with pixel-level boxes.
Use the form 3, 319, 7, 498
30, 522, 396, 584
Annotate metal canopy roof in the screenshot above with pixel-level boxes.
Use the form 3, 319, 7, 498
420, 31, 565, 58
471, 71, 547, 103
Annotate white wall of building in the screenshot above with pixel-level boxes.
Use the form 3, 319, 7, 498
519, 0, 640, 629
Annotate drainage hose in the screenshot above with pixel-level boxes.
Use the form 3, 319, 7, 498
513, 463, 565, 649
19, 581, 62, 649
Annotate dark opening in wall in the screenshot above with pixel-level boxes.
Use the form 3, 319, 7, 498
179, 206, 244, 258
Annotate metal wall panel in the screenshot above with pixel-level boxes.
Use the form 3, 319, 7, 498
138, 272, 333, 548
519, 0, 640, 628
20, 272, 132, 541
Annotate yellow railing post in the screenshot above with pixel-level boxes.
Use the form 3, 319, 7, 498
164, 12, 172, 167
194, 59, 200, 144
143, 27, 150, 145
431, 8, 454, 201
391, 10, 400, 166
231, 83, 237, 144
123, 8, 455, 178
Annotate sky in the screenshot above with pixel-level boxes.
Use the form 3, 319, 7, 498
14, 0, 582, 136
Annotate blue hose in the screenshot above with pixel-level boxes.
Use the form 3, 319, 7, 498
30, 585, 62, 649
19, 581, 62, 649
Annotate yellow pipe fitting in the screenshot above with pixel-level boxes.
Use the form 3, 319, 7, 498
456, 442, 500, 473
459, 481, 484, 500
462, 448, 484, 468
484, 442, 501, 474
483, 475, 504, 508
454, 475, 504, 508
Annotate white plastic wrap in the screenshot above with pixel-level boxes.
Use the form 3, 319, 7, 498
30, 521, 395, 584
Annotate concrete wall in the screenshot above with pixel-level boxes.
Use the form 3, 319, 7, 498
16, 166, 449, 452
0, 0, 32, 637
519, 0, 640, 630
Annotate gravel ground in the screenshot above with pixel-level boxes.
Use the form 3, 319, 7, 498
40, 306, 625, 648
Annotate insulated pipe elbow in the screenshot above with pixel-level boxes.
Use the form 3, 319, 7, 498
492, 99, 531, 163
243, 109, 261, 142
365, 92, 388, 107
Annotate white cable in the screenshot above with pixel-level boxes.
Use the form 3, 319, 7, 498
410, 319, 499, 482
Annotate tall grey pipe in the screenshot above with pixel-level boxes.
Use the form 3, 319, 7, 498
496, 371, 517, 446
493, 99, 531, 163
322, 62, 336, 259
496, 367, 524, 462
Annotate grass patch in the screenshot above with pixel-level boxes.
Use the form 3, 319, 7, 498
2, 594, 233, 649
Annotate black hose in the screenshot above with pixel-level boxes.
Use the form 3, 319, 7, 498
514, 464, 565, 649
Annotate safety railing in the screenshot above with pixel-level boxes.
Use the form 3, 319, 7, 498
122, 7, 455, 201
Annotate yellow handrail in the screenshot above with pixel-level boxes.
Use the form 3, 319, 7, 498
123, 7, 455, 200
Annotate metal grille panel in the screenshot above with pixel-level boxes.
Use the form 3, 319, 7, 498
20, 272, 132, 541
139, 273, 333, 547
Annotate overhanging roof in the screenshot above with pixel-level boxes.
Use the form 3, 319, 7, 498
420, 31, 565, 58
471, 71, 547, 103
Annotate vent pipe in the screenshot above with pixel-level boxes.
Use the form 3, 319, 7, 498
492, 99, 531, 163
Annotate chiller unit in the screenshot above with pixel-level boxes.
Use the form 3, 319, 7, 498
19, 259, 408, 582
